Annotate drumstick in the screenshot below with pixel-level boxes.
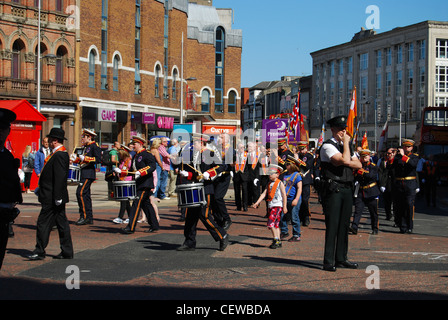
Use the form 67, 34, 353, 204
185, 164, 204, 181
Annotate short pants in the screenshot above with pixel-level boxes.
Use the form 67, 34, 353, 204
267, 206, 283, 229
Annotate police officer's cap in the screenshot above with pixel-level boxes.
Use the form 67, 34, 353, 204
327, 116, 348, 128
0, 108, 16, 129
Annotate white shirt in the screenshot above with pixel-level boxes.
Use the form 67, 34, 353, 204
268, 180, 283, 208
320, 137, 357, 163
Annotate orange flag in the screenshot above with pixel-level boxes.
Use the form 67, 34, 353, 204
361, 131, 369, 150
346, 87, 357, 137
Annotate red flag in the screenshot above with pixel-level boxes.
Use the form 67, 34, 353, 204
346, 87, 357, 137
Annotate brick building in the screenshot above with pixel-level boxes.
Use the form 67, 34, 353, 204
77, 0, 242, 147
0, 0, 78, 152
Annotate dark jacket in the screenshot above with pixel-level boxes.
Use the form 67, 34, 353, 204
38, 147, 69, 205
79, 142, 102, 180
355, 162, 380, 199
0, 148, 23, 204
132, 148, 156, 190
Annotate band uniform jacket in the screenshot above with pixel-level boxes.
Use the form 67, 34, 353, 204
299, 152, 314, 185
0, 148, 23, 204
127, 148, 156, 191
75, 141, 102, 180
392, 152, 420, 192
355, 162, 380, 199
38, 147, 69, 205
378, 158, 395, 193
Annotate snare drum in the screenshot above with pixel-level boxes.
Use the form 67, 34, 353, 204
177, 183, 207, 208
113, 180, 137, 201
68, 165, 81, 184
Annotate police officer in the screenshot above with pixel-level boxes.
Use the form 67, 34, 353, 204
320, 116, 362, 272
393, 139, 420, 234
119, 136, 158, 234
0, 108, 22, 270
350, 149, 380, 235
297, 141, 314, 226
71, 129, 102, 225
176, 133, 229, 251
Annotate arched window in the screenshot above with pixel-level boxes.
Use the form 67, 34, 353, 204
155, 65, 161, 97
88, 49, 96, 88
172, 69, 178, 100
113, 55, 120, 92
56, 46, 68, 83
34, 43, 48, 81
215, 27, 225, 113
228, 91, 236, 113
12, 39, 25, 79
201, 89, 210, 112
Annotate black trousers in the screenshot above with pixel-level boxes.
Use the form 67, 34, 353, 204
233, 175, 248, 209
76, 178, 94, 220
33, 203, 73, 257
299, 184, 311, 221
395, 184, 416, 232
212, 174, 231, 225
118, 200, 131, 219
322, 186, 353, 266
183, 194, 226, 248
352, 196, 379, 232
0, 221, 8, 270
127, 188, 159, 232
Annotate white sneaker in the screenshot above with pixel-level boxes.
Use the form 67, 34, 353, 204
163, 197, 171, 200
113, 218, 123, 224
123, 219, 129, 224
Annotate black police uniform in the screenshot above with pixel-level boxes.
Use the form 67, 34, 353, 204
298, 151, 314, 226
177, 144, 228, 251
75, 141, 101, 224
122, 148, 157, 233
351, 161, 380, 234
392, 151, 419, 233
0, 108, 22, 270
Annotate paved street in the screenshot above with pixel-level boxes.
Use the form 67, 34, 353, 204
1, 174, 448, 300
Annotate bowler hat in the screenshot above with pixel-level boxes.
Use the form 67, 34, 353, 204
0, 108, 16, 128
47, 127, 67, 141
327, 116, 348, 128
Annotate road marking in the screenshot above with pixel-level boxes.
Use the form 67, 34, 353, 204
375, 251, 448, 260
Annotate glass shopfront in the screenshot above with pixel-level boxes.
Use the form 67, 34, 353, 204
82, 106, 127, 147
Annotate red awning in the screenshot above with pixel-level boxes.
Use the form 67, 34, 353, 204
0, 99, 46, 122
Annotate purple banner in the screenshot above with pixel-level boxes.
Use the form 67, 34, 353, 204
262, 119, 299, 144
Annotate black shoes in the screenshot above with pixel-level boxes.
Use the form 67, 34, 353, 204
323, 260, 358, 271
75, 218, 93, 225
53, 252, 73, 260
176, 245, 195, 251
219, 235, 229, 251
121, 227, 134, 234
223, 220, 232, 231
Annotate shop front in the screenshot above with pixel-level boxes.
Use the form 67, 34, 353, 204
144, 112, 178, 142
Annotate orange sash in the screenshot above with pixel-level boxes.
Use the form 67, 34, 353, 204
44, 146, 67, 166
266, 178, 282, 202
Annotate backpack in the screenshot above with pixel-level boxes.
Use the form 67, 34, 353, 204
101, 149, 112, 166
26, 155, 35, 169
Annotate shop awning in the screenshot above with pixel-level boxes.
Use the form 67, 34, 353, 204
185, 111, 215, 123
0, 99, 47, 122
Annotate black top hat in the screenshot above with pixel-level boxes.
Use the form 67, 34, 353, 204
47, 127, 67, 141
0, 108, 17, 128
327, 116, 348, 128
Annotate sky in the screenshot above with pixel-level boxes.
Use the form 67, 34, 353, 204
213, 0, 448, 88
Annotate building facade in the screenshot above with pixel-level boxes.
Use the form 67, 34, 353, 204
310, 21, 448, 150
0, 0, 78, 152
77, 0, 242, 147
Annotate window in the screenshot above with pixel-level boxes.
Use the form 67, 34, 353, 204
436, 65, 448, 93
89, 50, 96, 88
347, 57, 353, 73
436, 39, 448, 59
172, 69, 178, 100
330, 61, 335, 77
360, 76, 367, 100
376, 50, 382, 68
215, 27, 225, 113
56, 0, 63, 12
338, 60, 343, 76
11, 39, 25, 79
360, 53, 368, 70
101, 0, 108, 90
376, 74, 382, 98
419, 40, 426, 60
407, 69, 413, 95
55, 46, 67, 83
396, 70, 402, 96
386, 48, 392, 66
419, 66, 425, 94
201, 89, 210, 112
385, 72, 391, 97
407, 43, 414, 62
396, 45, 402, 64
34, 42, 47, 81
228, 91, 236, 113
163, 0, 169, 99
135, 0, 141, 95
113, 55, 120, 91
155, 65, 161, 97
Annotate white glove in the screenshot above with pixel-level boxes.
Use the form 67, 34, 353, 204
70, 154, 77, 162
422, 179, 425, 184
79, 155, 85, 162
230, 171, 234, 178
134, 171, 141, 180
254, 178, 259, 186
55, 199, 63, 206
380, 186, 386, 193
114, 167, 122, 174
416, 188, 420, 193
203, 172, 210, 180
180, 170, 189, 177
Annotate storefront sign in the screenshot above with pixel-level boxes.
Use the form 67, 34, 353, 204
98, 108, 116, 122
142, 113, 155, 125
203, 125, 236, 135
157, 116, 174, 130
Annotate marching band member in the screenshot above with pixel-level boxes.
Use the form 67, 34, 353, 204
71, 129, 101, 225
297, 141, 315, 227
176, 133, 229, 252
118, 136, 158, 234
112, 145, 133, 224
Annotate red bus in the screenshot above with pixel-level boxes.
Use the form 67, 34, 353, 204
416, 107, 448, 183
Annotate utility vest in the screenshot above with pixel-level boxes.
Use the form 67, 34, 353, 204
320, 139, 354, 184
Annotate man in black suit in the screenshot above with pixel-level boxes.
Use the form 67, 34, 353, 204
0, 108, 23, 270
71, 129, 102, 225
233, 142, 249, 211
28, 128, 74, 260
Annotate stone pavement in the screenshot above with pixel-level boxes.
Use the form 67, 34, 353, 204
1, 173, 448, 300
